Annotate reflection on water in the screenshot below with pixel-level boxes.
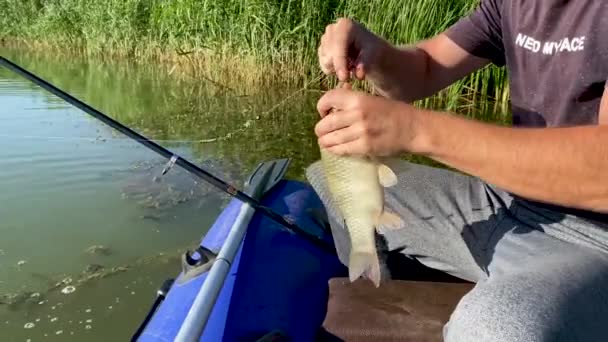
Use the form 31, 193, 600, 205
0, 45, 507, 340
0, 47, 322, 341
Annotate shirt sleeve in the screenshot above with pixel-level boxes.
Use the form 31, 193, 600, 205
444, 0, 506, 66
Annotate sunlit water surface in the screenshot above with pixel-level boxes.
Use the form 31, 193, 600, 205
0, 47, 322, 341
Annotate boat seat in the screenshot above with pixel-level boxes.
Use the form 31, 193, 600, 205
318, 278, 474, 342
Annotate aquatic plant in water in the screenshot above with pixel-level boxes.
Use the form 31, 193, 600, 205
0, 0, 508, 111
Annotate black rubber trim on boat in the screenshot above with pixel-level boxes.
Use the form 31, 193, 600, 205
254, 330, 292, 342
131, 278, 175, 342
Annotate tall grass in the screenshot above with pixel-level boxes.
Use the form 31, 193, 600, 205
0, 0, 510, 114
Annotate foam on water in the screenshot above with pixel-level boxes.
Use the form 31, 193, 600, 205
0, 53, 230, 341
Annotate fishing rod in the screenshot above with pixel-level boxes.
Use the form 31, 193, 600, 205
0, 56, 334, 253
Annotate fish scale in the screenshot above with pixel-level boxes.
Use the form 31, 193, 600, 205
319, 148, 404, 287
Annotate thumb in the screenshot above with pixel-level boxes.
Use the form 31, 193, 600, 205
353, 49, 372, 80
317, 88, 351, 118
336, 81, 352, 90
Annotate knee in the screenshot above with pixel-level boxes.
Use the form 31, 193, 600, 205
443, 281, 548, 342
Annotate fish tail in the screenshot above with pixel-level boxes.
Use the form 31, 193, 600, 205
349, 250, 381, 288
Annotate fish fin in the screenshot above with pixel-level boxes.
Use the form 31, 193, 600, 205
376, 156, 403, 168
375, 210, 405, 234
349, 250, 381, 288
377, 164, 398, 188
328, 205, 347, 231
305, 208, 331, 232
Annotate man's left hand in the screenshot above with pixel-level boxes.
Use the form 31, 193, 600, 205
315, 87, 423, 156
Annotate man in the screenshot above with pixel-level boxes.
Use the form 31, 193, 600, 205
305, 1, 608, 341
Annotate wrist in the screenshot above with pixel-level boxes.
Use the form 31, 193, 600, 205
400, 105, 438, 155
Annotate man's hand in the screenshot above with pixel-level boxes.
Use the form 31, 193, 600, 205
318, 18, 490, 102
318, 18, 391, 82
315, 86, 423, 157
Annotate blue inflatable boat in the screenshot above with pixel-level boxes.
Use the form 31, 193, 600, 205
0, 56, 468, 342
132, 159, 348, 342
0, 57, 352, 342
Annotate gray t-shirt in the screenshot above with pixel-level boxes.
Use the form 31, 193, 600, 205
446, 0, 608, 127
445, 1, 608, 221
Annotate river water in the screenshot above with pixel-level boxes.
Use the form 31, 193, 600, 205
0, 45, 508, 341
0, 47, 322, 341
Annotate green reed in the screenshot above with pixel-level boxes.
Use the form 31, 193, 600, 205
0, 0, 510, 115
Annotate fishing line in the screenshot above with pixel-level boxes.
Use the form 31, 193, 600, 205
258, 73, 324, 116
0, 133, 225, 144
0, 56, 335, 253
0, 73, 326, 145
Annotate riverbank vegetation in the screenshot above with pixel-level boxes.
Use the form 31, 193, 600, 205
0, 0, 510, 115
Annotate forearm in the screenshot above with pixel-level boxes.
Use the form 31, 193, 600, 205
369, 44, 432, 102
370, 35, 489, 103
413, 110, 608, 213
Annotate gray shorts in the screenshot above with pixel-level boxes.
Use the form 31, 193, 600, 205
305, 159, 608, 342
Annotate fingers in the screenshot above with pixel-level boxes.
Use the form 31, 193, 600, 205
353, 51, 368, 80
317, 17, 383, 83
318, 18, 357, 81
333, 54, 350, 82
324, 139, 366, 156
317, 124, 362, 149
318, 31, 334, 75
315, 109, 358, 137
353, 65, 365, 80
318, 24, 337, 76
316, 88, 352, 117
337, 82, 352, 90
333, 19, 354, 81
319, 53, 334, 75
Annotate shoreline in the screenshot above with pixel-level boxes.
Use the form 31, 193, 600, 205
0, 0, 508, 111
1, 38, 323, 90
1, 37, 511, 119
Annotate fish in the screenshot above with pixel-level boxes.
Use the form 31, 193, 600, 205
319, 146, 405, 287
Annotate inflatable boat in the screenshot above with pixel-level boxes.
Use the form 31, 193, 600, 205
132, 159, 348, 342
0, 57, 472, 342
130, 158, 473, 342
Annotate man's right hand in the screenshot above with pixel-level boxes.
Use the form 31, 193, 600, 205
318, 18, 392, 83
318, 17, 490, 103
